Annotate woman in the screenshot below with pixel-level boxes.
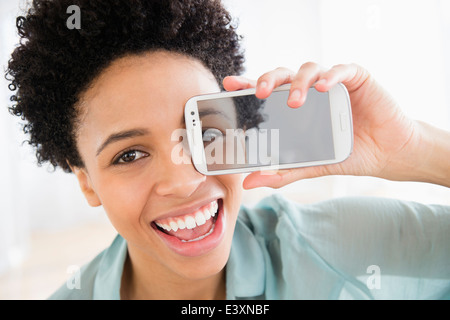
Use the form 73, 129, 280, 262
6, 0, 450, 299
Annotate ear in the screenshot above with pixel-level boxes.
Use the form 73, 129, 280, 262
70, 165, 102, 207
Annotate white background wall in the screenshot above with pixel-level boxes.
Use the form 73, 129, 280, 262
1, 0, 449, 298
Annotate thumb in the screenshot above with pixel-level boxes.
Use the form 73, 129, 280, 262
243, 166, 327, 189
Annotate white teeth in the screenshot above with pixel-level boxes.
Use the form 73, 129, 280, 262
155, 200, 219, 232
177, 219, 186, 230
156, 222, 171, 232
169, 221, 178, 232
195, 211, 206, 226
155, 222, 164, 229
203, 207, 211, 220
185, 216, 197, 229
210, 201, 218, 217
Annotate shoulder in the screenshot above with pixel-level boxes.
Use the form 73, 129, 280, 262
48, 234, 126, 300
48, 249, 106, 300
237, 194, 450, 273
234, 195, 450, 299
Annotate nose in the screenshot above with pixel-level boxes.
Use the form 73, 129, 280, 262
153, 140, 206, 198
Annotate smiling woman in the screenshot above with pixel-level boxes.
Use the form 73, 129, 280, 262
5, 0, 450, 300
69, 52, 241, 288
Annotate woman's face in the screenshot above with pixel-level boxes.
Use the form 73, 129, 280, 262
73, 51, 244, 280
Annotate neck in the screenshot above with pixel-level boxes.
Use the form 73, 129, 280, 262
120, 246, 226, 300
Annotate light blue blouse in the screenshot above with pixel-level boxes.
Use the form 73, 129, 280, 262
49, 195, 450, 299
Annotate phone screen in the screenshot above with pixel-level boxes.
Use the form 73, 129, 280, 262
197, 88, 335, 171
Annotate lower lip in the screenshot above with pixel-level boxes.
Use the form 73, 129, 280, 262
152, 200, 225, 257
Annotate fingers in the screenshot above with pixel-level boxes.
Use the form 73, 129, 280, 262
314, 63, 370, 93
224, 63, 370, 109
255, 67, 296, 99
252, 62, 325, 108
223, 67, 297, 98
289, 63, 370, 107
222, 76, 256, 91
288, 62, 324, 108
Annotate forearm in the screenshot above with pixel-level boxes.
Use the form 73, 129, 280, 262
386, 120, 450, 188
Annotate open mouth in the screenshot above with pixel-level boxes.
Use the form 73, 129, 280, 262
150, 199, 225, 256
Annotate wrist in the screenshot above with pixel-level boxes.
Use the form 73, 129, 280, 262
391, 120, 450, 187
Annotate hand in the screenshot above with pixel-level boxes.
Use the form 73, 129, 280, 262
223, 62, 421, 189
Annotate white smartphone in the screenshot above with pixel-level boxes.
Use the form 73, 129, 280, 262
184, 83, 353, 175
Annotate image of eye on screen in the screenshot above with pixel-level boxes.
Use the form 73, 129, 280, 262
197, 88, 336, 172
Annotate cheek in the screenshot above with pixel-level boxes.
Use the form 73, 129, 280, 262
219, 173, 244, 213
219, 173, 244, 191
95, 173, 152, 234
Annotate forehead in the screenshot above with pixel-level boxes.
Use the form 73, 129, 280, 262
76, 51, 220, 137
81, 51, 219, 111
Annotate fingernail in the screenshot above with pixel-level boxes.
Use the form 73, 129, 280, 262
290, 89, 301, 101
288, 89, 301, 107
258, 81, 268, 90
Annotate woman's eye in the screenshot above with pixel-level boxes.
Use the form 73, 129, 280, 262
114, 150, 148, 165
202, 128, 223, 142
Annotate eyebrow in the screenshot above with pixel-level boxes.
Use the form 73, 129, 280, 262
96, 128, 149, 156
198, 108, 232, 121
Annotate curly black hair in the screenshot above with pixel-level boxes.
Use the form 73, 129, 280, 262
6, 0, 265, 173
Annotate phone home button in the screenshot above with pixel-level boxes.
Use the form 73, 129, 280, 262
339, 112, 348, 131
